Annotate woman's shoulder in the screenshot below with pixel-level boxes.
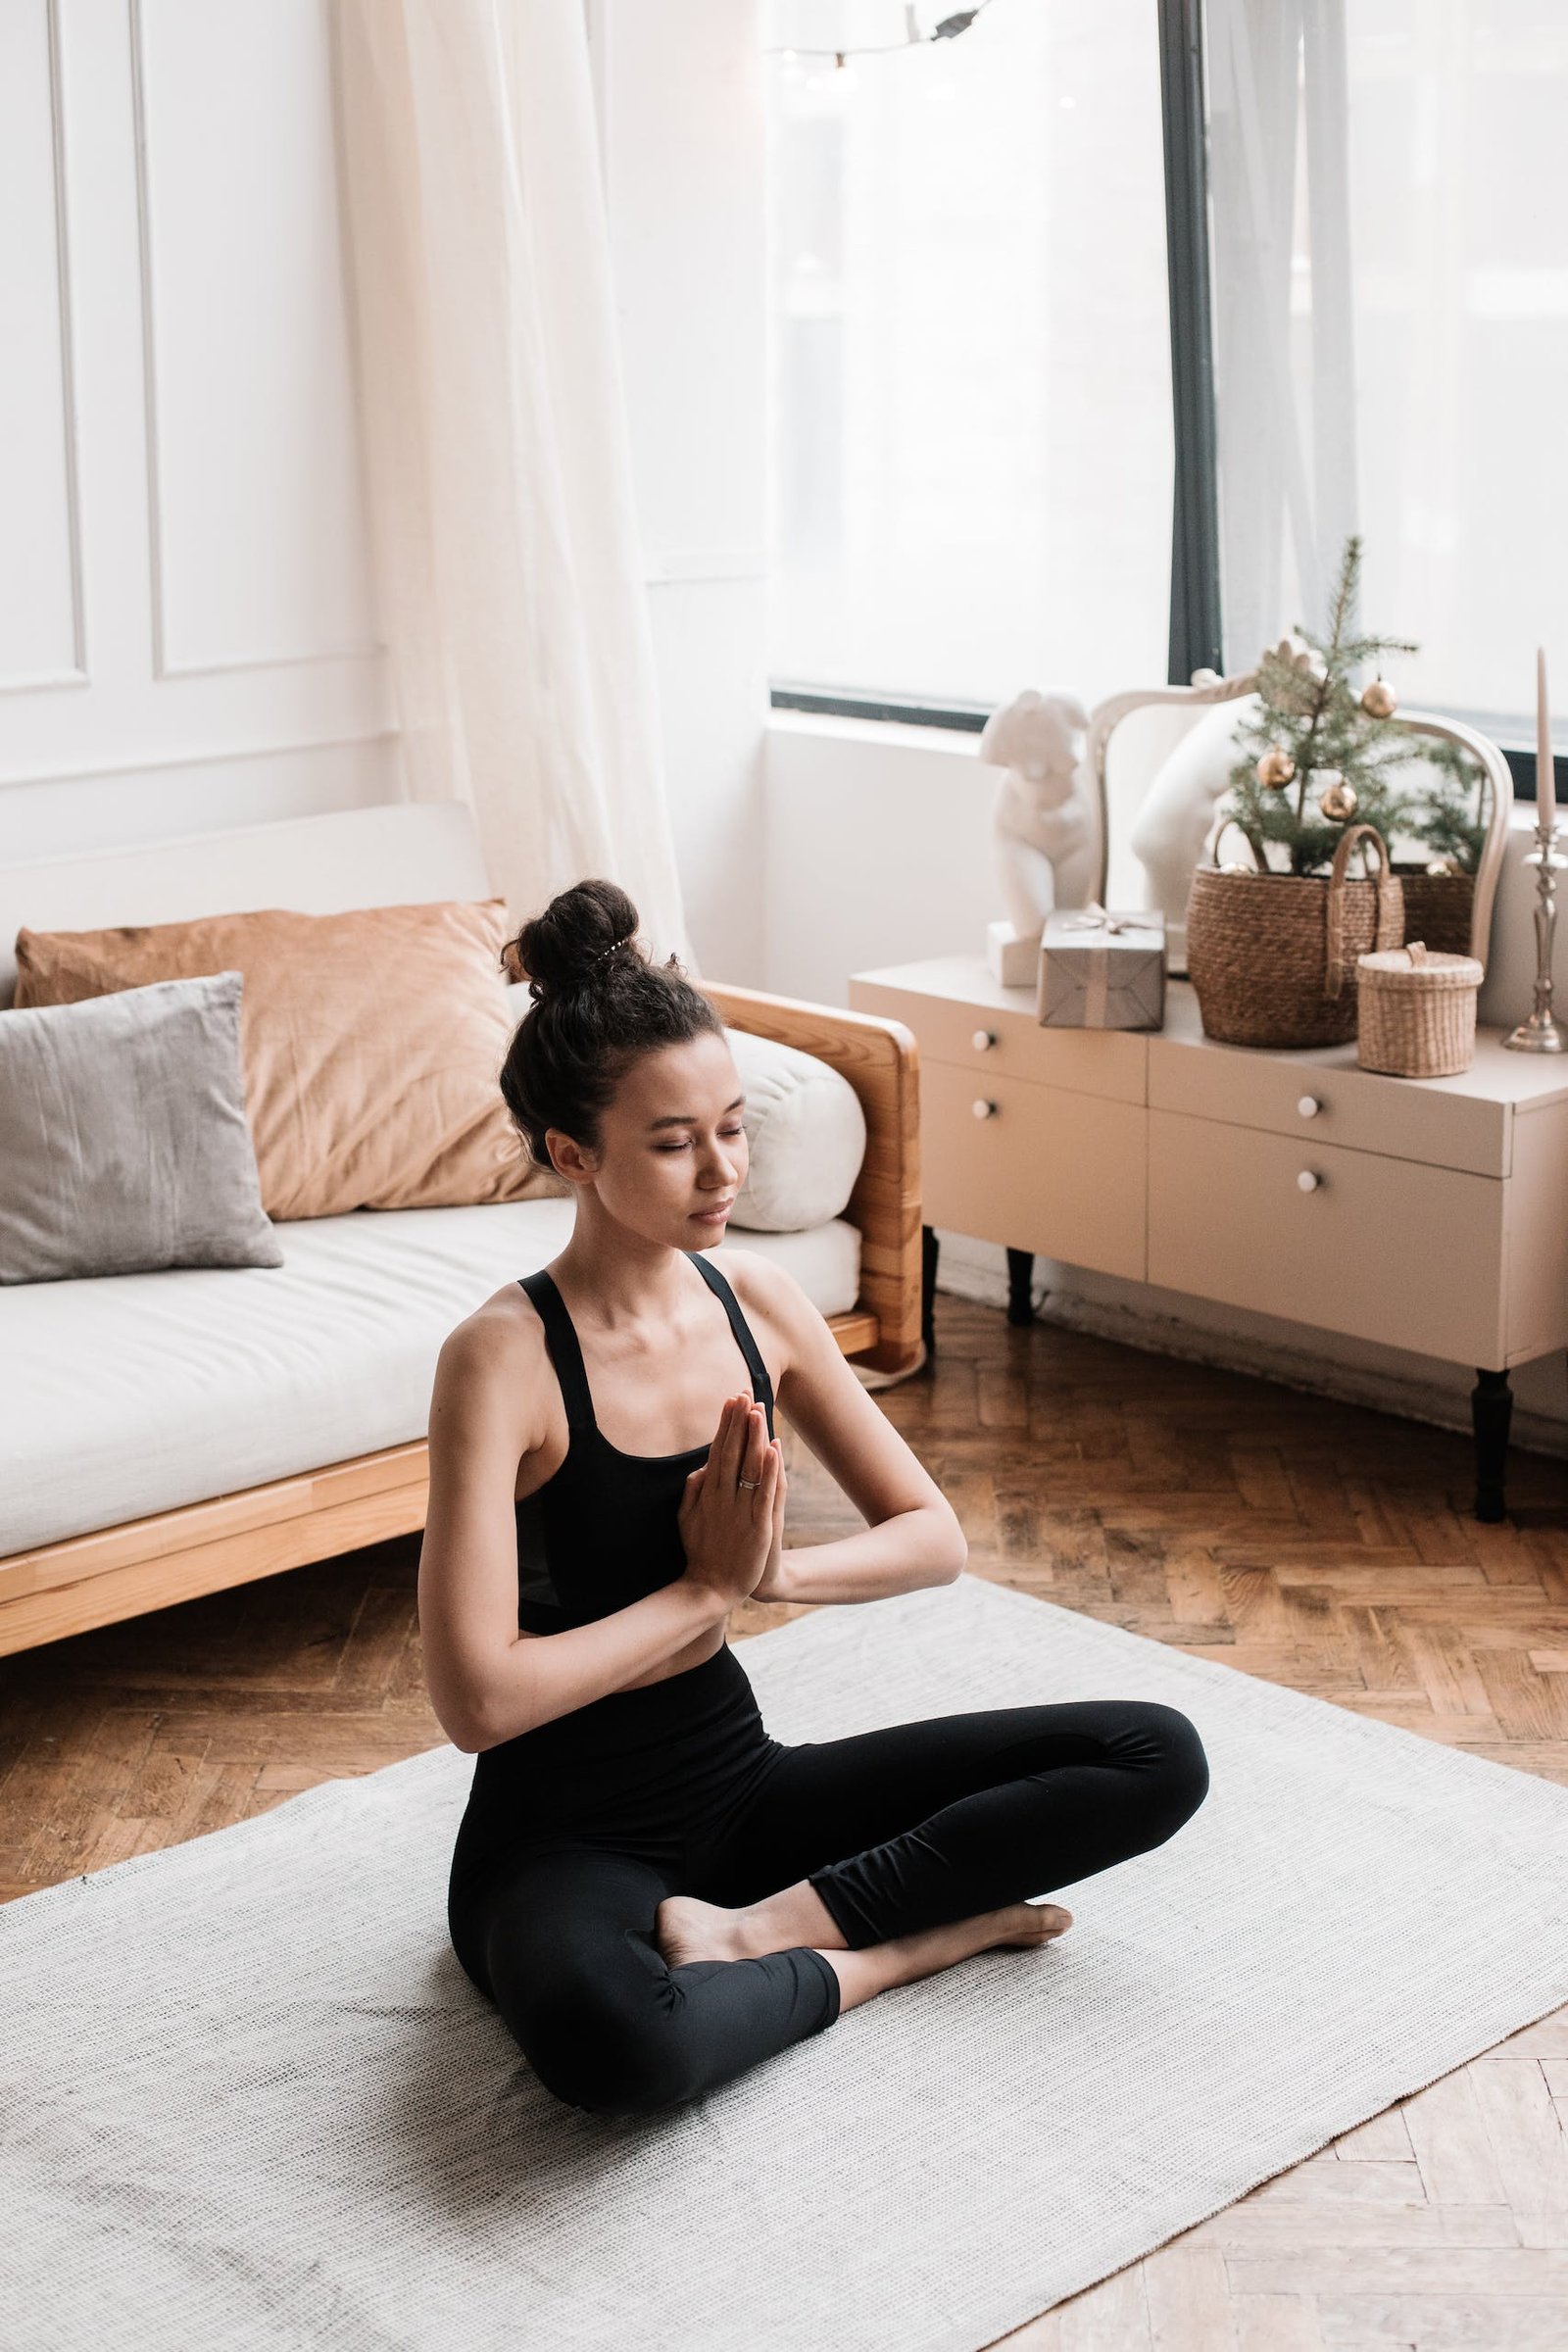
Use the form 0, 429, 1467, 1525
433, 1282, 554, 1443
704, 1242, 784, 1308
712, 1246, 901, 1480
703, 1245, 816, 1360
443, 1275, 545, 1354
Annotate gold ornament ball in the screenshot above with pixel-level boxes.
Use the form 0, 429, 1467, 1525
1256, 747, 1297, 788
1318, 778, 1358, 821
1361, 677, 1397, 717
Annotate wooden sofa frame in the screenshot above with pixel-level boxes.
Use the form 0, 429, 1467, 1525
0, 983, 922, 1658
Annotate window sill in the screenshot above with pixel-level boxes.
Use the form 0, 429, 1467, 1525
764, 706, 987, 759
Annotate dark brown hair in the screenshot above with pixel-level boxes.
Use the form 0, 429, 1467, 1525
499, 878, 722, 1166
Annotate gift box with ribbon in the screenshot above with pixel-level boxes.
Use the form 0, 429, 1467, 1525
1038, 906, 1167, 1030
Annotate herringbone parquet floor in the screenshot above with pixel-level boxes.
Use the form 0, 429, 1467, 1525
4, 1291, 1568, 2351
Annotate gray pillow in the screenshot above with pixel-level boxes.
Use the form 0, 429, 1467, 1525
0, 970, 283, 1283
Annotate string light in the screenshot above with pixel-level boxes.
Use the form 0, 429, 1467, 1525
763, 1, 995, 67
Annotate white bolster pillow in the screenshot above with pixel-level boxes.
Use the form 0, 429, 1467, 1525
725, 1026, 867, 1233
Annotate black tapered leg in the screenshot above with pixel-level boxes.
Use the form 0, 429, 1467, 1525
921, 1224, 940, 1357
1006, 1248, 1036, 1326
1472, 1367, 1512, 1523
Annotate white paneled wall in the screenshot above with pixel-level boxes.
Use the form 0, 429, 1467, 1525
0, 0, 399, 861
0, 4, 82, 692
1, 0, 773, 988
133, 0, 377, 682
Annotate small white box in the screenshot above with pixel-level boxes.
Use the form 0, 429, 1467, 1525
986, 919, 1043, 988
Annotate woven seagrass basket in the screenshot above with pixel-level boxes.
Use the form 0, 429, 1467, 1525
1356, 939, 1483, 1077
1186, 822, 1405, 1049
1391, 867, 1475, 958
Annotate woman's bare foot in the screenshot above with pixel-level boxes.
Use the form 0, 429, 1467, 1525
889, 1898, 1072, 1971
655, 1888, 1072, 1984
987, 1899, 1073, 1949
654, 1893, 750, 1970
827, 1898, 1073, 2014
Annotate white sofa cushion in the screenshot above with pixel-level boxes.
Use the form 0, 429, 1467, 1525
0, 1199, 860, 1557
725, 1028, 867, 1232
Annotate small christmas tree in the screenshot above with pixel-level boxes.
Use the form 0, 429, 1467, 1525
1223, 535, 1488, 876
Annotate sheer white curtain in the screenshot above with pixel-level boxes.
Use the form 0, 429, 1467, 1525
1205, 0, 1359, 668
329, 0, 693, 967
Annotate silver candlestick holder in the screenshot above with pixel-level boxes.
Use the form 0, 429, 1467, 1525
1502, 817, 1568, 1053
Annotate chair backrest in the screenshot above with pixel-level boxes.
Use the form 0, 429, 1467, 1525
0, 801, 494, 1006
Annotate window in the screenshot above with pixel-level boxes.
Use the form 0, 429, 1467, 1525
763, 0, 1174, 713
1205, 0, 1568, 748
764, 0, 1568, 783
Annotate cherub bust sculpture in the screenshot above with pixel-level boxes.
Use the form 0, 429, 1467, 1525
978, 687, 1101, 983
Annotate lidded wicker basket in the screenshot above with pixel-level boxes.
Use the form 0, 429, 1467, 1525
1355, 939, 1484, 1078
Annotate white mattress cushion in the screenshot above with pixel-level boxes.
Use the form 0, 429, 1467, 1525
0, 1200, 861, 1557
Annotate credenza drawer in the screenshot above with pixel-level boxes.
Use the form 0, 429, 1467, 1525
1148, 1109, 1505, 1362
852, 977, 1144, 1103
1149, 1034, 1508, 1176
922, 1062, 1146, 1279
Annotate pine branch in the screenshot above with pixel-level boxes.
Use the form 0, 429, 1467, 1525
1214, 531, 1494, 876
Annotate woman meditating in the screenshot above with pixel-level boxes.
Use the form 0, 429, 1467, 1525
419, 879, 1210, 2122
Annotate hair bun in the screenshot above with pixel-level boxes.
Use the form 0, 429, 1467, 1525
502, 877, 643, 1003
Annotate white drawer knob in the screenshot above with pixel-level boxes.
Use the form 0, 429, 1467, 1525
972, 1028, 996, 1052
1298, 1095, 1322, 1118
972, 1098, 999, 1120
1297, 1168, 1322, 1193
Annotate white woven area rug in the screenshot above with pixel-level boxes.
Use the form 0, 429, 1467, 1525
7, 1573, 1568, 2352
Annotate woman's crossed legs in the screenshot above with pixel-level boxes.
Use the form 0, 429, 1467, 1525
464, 1844, 838, 2120
465, 1695, 1208, 2121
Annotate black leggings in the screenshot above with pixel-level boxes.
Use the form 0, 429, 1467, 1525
447, 1642, 1209, 2121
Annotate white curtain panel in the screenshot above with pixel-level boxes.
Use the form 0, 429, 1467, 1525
329, 0, 695, 969
1205, 0, 1360, 666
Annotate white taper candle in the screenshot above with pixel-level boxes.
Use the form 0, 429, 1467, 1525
1539, 645, 1556, 831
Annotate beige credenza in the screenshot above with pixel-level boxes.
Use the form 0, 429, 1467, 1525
849, 955, 1568, 1521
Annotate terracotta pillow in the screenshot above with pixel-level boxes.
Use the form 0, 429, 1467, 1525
13, 900, 571, 1222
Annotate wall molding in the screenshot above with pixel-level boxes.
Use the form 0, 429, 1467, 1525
0, 725, 400, 798
0, 668, 91, 702
0, 0, 87, 699
141, 642, 390, 684
127, 0, 383, 685
127, 0, 167, 678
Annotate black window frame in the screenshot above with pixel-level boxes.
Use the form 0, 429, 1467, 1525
765, 0, 1558, 804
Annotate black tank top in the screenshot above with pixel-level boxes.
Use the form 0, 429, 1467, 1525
511, 1251, 776, 1634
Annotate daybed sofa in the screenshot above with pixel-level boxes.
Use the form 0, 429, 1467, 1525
0, 801, 921, 1658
